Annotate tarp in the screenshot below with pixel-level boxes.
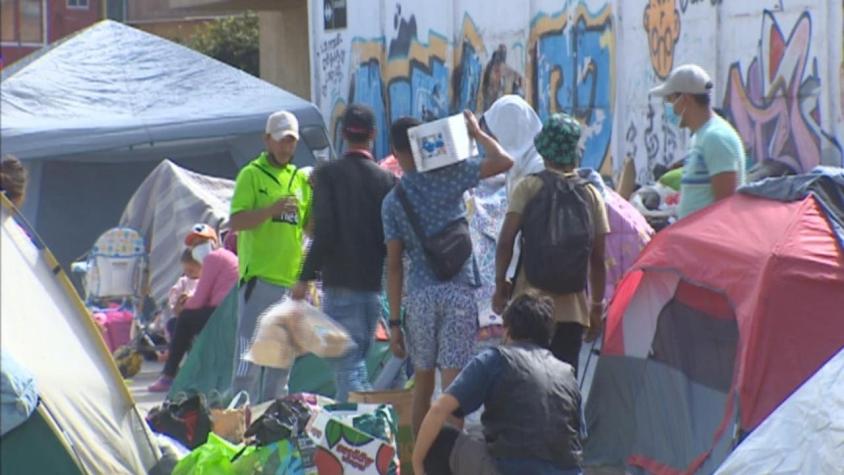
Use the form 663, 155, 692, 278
0, 20, 328, 275
120, 160, 234, 306
585, 186, 844, 474
715, 348, 844, 475
0, 196, 160, 473
0, 20, 321, 160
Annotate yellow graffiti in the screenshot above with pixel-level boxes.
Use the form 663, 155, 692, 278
643, 0, 681, 79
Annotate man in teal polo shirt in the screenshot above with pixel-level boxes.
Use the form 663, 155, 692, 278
229, 110, 312, 402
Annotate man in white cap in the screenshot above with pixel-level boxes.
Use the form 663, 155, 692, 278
228, 110, 313, 402
650, 64, 746, 218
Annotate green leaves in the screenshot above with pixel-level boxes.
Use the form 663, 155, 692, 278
188, 12, 259, 77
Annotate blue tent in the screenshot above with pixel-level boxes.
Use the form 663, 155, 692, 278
0, 20, 331, 273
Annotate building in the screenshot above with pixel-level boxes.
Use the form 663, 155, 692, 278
107, 0, 234, 45
1, 0, 102, 66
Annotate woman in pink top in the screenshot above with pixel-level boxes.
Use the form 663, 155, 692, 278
149, 224, 239, 392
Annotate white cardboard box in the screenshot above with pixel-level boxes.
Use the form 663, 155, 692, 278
408, 113, 478, 172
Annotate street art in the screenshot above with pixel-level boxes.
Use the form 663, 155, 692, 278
643, 0, 681, 80
678, 0, 721, 14
527, 4, 615, 171
336, 8, 450, 159
452, 15, 526, 114
723, 10, 843, 171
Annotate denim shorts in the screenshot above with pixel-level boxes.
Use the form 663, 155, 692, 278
405, 283, 478, 370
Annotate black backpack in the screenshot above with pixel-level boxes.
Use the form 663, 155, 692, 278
520, 171, 594, 294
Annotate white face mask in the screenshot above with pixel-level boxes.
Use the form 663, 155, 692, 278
191, 242, 213, 263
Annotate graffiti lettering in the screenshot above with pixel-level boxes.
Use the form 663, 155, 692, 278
679, 0, 721, 14
723, 11, 843, 171
318, 33, 346, 100
528, 4, 615, 171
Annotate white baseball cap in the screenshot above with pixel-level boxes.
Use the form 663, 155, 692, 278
649, 64, 713, 97
266, 110, 299, 141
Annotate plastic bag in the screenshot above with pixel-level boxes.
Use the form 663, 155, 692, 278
173, 432, 253, 475
231, 439, 307, 475
248, 299, 355, 366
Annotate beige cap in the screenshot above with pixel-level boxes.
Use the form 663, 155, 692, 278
266, 110, 300, 141
650, 64, 713, 97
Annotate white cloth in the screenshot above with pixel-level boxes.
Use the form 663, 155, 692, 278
482, 95, 545, 197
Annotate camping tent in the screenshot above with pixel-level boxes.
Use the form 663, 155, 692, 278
584, 170, 844, 474
0, 20, 332, 275
715, 347, 844, 474
120, 160, 234, 305
0, 195, 160, 473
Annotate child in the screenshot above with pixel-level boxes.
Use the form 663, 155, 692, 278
165, 249, 202, 339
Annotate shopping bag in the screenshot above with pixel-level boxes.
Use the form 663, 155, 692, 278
146, 393, 213, 449
255, 299, 356, 360
306, 403, 399, 475
211, 391, 251, 444
231, 438, 309, 475
172, 432, 250, 475
349, 390, 414, 475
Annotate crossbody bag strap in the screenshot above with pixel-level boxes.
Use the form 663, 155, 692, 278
395, 184, 427, 243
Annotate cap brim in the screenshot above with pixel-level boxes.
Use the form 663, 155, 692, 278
649, 83, 671, 97
270, 130, 299, 141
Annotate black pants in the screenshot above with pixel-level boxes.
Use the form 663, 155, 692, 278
162, 307, 216, 377
550, 322, 584, 377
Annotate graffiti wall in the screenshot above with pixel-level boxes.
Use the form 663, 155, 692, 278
310, 0, 844, 179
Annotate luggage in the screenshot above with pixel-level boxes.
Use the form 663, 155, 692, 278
93, 305, 134, 352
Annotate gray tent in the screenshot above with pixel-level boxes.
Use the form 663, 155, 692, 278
1, 20, 332, 274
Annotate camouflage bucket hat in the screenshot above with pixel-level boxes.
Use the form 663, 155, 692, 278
534, 113, 582, 166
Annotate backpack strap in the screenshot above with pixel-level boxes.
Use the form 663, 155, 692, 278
395, 184, 427, 243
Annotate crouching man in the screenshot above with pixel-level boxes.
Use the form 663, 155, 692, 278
412, 292, 583, 475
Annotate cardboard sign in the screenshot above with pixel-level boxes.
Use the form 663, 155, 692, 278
408, 113, 478, 172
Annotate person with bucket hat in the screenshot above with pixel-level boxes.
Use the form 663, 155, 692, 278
650, 64, 746, 218
493, 113, 609, 375
149, 224, 239, 392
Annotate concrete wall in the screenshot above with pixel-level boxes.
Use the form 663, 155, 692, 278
308, 0, 844, 182
259, 3, 311, 100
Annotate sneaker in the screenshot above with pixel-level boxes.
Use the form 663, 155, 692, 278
147, 375, 173, 393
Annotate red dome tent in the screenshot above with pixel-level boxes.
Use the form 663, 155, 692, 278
584, 170, 844, 474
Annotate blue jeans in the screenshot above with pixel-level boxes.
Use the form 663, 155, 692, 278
323, 288, 381, 402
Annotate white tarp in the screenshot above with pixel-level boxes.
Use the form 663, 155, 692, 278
0, 203, 160, 473
120, 160, 234, 306
716, 348, 844, 475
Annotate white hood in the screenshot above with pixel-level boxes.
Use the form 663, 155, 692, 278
483, 95, 545, 197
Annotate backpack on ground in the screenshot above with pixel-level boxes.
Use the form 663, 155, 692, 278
520, 171, 594, 294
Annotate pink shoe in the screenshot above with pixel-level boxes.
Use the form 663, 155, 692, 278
147, 375, 173, 393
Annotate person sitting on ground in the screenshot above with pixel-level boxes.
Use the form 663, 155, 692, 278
163, 249, 202, 340
413, 292, 584, 475
148, 224, 239, 392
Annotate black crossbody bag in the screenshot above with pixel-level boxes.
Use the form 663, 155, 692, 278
396, 184, 473, 281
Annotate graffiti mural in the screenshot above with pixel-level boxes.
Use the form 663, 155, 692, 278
643, 0, 681, 79
528, 4, 615, 170
723, 10, 843, 172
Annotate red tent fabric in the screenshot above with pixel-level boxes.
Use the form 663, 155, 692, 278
588, 192, 844, 474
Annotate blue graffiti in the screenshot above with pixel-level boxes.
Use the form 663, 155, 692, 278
454, 41, 483, 113
533, 8, 613, 170
350, 59, 390, 158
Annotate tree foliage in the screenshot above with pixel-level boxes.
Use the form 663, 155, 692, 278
188, 12, 259, 77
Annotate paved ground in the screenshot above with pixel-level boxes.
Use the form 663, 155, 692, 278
126, 360, 167, 415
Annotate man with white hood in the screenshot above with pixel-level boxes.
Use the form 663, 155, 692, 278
481, 95, 546, 197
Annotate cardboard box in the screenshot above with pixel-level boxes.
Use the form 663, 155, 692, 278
408, 114, 478, 172
306, 404, 398, 475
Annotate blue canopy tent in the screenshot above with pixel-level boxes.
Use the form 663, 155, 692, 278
1, 20, 332, 274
